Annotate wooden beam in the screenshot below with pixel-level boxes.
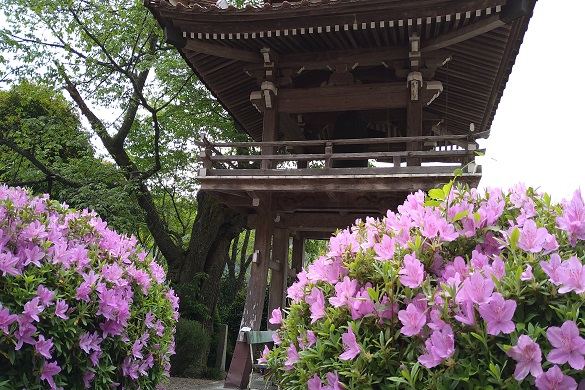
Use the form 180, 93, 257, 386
184, 38, 263, 63
260, 83, 408, 113
421, 15, 505, 52
276, 46, 409, 70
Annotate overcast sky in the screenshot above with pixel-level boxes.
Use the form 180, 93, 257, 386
477, 0, 585, 201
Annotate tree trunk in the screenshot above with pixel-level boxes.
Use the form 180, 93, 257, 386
174, 191, 244, 329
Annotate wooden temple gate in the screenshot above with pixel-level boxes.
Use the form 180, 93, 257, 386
145, 0, 536, 387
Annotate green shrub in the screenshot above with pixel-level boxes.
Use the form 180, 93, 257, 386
170, 318, 209, 377
0, 185, 178, 389
264, 183, 585, 389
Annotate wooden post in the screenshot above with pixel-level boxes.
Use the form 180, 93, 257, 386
225, 211, 273, 388
291, 234, 305, 275
407, 71, 423, 166
261, 81, 279, 170
268, 228, 289, 330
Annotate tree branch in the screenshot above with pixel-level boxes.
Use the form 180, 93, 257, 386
0, 138, 83, 188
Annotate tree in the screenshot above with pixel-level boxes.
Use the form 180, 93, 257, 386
0, 0, 247, 331
0, 81, 146, 234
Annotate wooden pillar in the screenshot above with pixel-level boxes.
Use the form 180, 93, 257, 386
260, 81, 279, 170
291, 234, 305, 275
225, 211, 273, 388
407, 71, 423, 166
267, 228, 289, 330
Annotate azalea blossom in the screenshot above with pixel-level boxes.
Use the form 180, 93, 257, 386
339, 326, 361, 360
478, 292, 516, 335
556, 189, 585, 246
268, 308, 282, 325
284, 343, 300, 370
506, 335, 543, 381
373, 234, 395, 260
308, 374, 323, 390
398, 303, 426, 336
398, 254, 425, 288
534, 365, 577, 390
557, 256, 585, 294
454, 300, 476, 326
418, 325, 455, 368
40, 360, 61, 390
517, 219, 549, 253
329, 276, 358, 308
307, 287, 326, 323
546, 320, 585, 370
462, 272, 494, 305
540, 254, 563, 285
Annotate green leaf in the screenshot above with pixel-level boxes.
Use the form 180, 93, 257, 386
428, 188, 445, 200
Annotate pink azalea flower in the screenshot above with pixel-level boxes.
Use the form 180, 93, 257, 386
23, 297, 44, 322
517, 219, 549, 253
329, 277, 358, 308
40, 360, 61, 390
398, 254, 425, 288
284, 343, 300, 370
37, 285, 55, 307
83, 371, 95, 388
79, 331, 102, 354
306, 330, 317, 348
540, 254, 563, 285
506, 335, 543, 380
556, 189, 585, 246
35, 334, 54, 359
272, 332, 281, 345
350, 287, 375, 320
327, 229, 360, 257
398, 303, 426, 336
287, 270, 308, 303
269, 308, 282, 325
339, 326, 361, 360
376, 295, 398, 323
418, 325, 455, 368
546, 320, 585, 369
484, 256, 505, 279
462, 272, 494, 305
307, 287, 326, 323
557, 256, 585, 294
470, 250, 489, 270
478, 292, 516, 335
15, 317, 37, 350
535, 365, 577, 390
454, 300, 476, 326
325, 371, 344, 390
520, 265, 533, 281
257, 345, 270, 364
308, 374, 323, 390
307, 256, 345, 284
374, 234, 395, 261
0, 304, 18, 333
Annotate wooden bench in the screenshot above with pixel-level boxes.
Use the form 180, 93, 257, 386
225, 329, 276, 389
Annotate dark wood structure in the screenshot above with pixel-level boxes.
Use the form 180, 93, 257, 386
145, 0, 536, 387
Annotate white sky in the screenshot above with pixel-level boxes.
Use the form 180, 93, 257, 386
477, 0, 585, 201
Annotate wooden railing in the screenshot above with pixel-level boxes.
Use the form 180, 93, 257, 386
195, 134, 484, 176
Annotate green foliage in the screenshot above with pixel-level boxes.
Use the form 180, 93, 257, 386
170, 319, 210, 377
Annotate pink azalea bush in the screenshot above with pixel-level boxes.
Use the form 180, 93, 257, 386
263, 182, 585, 389
0, 185, 179, 389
